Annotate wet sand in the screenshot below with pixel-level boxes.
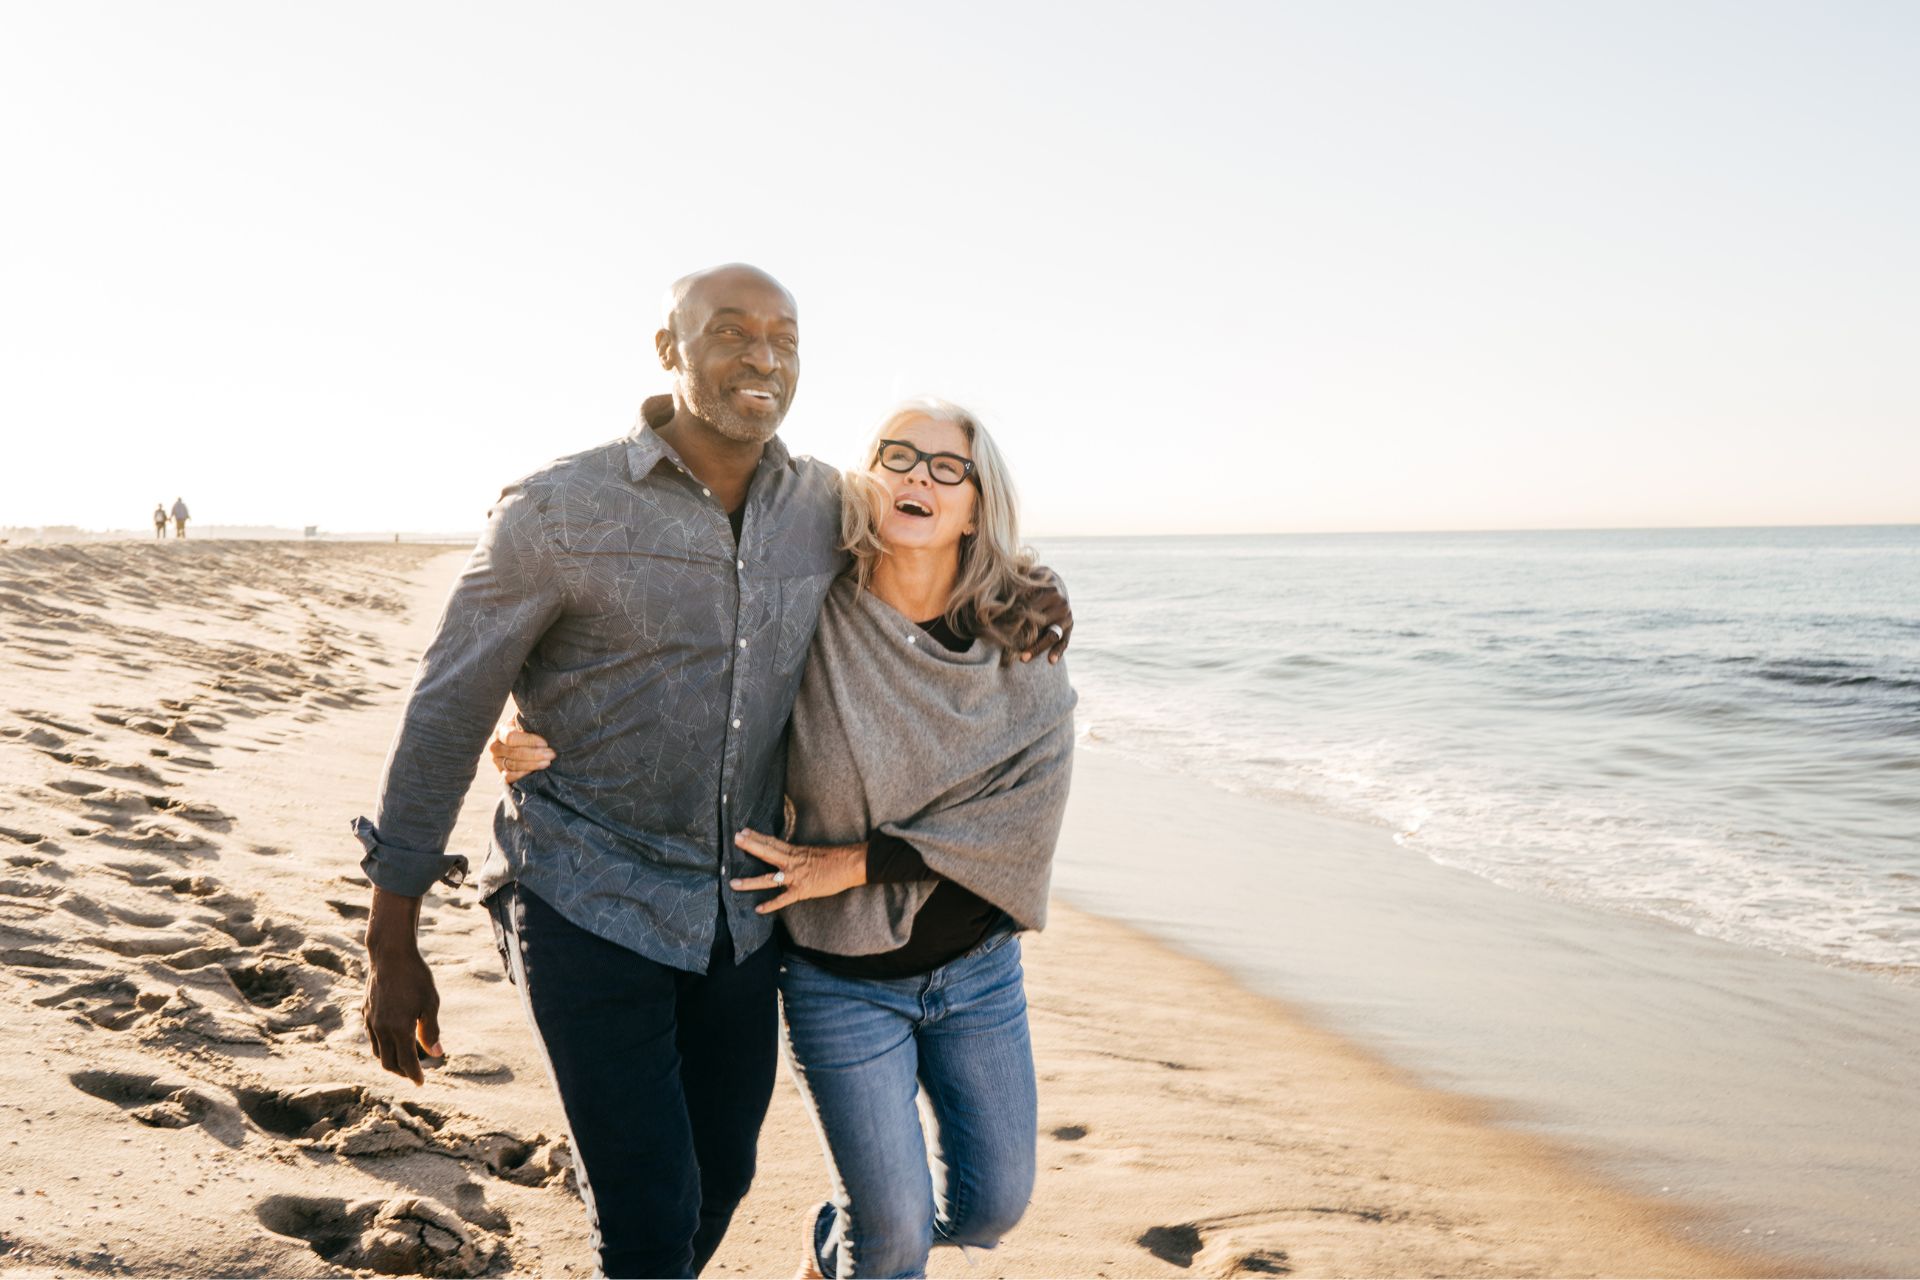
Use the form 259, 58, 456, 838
1053, 755, 1920, 1275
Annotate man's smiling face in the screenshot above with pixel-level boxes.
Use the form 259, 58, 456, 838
662, 266, 799, 444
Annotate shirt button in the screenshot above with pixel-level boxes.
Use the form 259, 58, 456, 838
732, 718, 742, 729
737, 559, 745, 570
738, 638, 748, 648
907, 634, 917, 644
702, 487, 712, 497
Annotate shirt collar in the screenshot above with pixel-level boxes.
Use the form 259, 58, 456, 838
627, 394, 793, 483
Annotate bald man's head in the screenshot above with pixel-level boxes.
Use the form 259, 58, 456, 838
660, 263, 795, 341
655, 263, 800, 444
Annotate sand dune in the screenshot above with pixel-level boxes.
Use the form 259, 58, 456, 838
0, 541, 1776, 1278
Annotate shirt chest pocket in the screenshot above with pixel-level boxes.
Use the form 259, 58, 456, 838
775, 572, 838, 674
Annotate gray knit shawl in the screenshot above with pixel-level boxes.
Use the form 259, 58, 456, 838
778, 574, 1077, 956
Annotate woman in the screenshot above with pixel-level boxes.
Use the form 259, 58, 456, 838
495, 399, 1075, 1278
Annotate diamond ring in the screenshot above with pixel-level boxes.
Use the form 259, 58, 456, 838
772, 870, 787, 887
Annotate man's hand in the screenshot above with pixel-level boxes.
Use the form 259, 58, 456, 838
1019, 579, 1073, 664
362, 887, 443, 1085
731, 829, 867, 914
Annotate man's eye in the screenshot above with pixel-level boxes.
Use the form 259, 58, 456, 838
777, 335, 797, 347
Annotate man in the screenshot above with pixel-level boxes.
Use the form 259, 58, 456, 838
356, 264, 1070, 1279
153, 503, 167, 539
170, 497, 190, 538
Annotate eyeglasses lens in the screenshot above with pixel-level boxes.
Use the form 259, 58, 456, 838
928, 456, 967, 484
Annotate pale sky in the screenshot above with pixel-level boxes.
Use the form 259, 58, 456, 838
3, 1, 1916, 537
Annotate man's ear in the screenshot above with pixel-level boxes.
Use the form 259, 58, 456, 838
655, 328, 678, 372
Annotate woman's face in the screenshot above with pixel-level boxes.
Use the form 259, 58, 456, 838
871, 414, 978, 555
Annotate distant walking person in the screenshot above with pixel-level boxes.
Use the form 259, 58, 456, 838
171, 498, 190, 539
152, 503, 167, 540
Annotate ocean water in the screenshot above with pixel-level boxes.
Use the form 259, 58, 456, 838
1036, 526, 1920, 979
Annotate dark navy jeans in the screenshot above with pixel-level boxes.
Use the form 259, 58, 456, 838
780, 929, 1037, 1279
489, 882, 779, 1279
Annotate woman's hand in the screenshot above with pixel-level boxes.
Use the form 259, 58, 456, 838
487, 723, 555, 783
731, 829, 867, 914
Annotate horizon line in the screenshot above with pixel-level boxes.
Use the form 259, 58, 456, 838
1026, 519, 1920, 540
5, 519, 1917, 544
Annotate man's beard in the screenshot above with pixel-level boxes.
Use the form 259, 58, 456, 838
683, 367, 787, 444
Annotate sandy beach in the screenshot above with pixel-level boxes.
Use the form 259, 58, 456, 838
0, 541, 1794, 1278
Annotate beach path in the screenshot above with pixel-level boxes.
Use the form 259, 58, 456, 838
0, 542, 1775, 1278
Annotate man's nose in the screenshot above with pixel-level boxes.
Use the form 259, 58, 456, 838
741, 338, 778, 375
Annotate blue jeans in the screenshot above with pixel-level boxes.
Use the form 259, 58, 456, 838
779, 930, 1038, 1279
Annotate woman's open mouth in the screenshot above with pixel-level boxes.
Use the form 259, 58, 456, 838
893, 496, 934, 518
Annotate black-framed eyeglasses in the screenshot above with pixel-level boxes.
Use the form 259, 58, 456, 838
873, 439, 978, 487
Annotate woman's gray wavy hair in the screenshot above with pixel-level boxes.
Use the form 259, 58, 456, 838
840, 398, 1053, 657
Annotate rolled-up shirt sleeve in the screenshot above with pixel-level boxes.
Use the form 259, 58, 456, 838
354, 483, 564, 896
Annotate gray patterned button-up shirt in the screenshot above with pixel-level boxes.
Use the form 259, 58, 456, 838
355, 395, 846, 971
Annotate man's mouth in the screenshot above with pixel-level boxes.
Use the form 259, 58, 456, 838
893, 496, 934, 518
733, 387, 779, 409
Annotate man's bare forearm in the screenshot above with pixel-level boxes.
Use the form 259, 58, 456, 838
365, 885, 425, 957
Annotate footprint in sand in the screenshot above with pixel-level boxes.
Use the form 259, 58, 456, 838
0, 946, 98, 971
157, 798, 234, 828
223, 957, 346, 1035
12, 710, 93, 738
157, 871, 225, 899
27, 878, 360, 1046
160, 922, 352, 1037
0, 822, 58, 851
101, 859, 171, 885
450, 1180, 511, 1232
31, 974, 166, 1031
0, 876, 61, 902
38, 745, 117, 771
81, 820, 209, 856
43, 778, 231, 829
87, 920, 215, 957
297, 942, 362, 981
441, 1053, 514, 1083
28, 745, 175, 788
67, 1069, 247, 1145
1139, 1224, 1208, 1266
1, 913, 98, 972
1138, 1222, 1293, 1275
33, 942, 275, 1044
234, 1082, 567, 1185
90, 708, 176, 738
0, 725, 68, 750
254, 1193, 502, 1278
1040, 1119, 1153, 1176
102, 901, 182, 928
